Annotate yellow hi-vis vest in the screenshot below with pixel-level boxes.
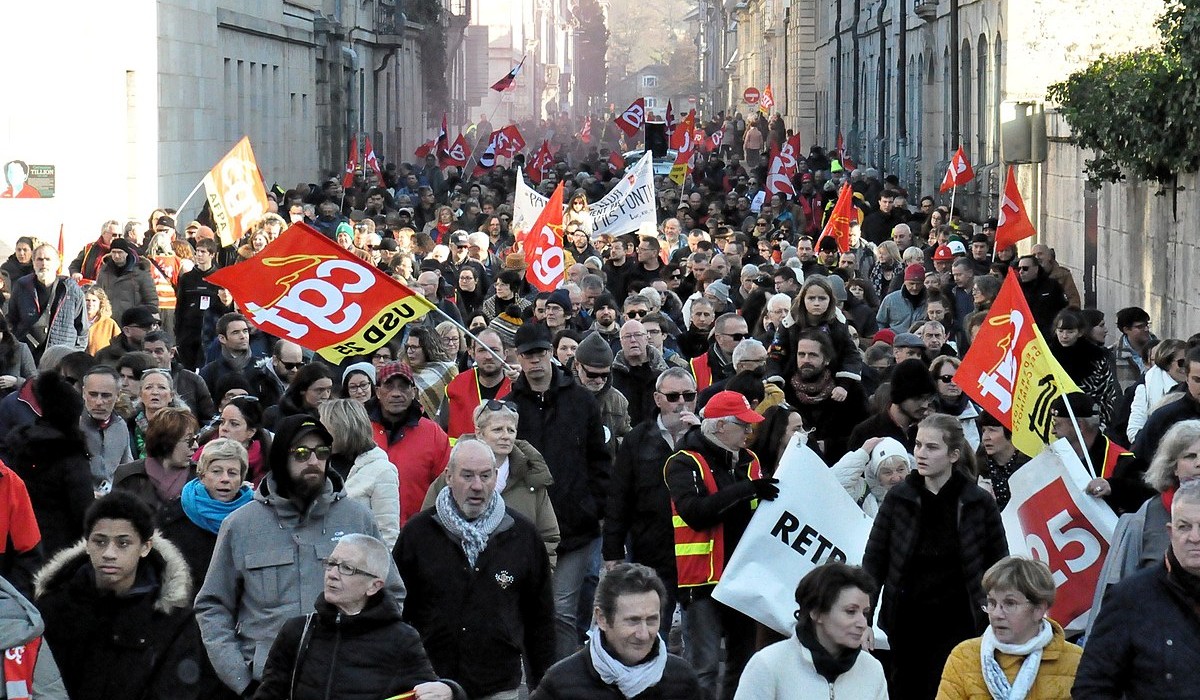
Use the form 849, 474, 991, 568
666, 449, 761, 587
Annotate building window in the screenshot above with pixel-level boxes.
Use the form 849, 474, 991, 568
642, 75, 658, 89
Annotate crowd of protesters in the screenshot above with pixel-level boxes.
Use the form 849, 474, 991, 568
0, 109, 1193, 700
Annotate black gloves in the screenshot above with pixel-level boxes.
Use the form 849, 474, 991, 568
751, 477, 780, 501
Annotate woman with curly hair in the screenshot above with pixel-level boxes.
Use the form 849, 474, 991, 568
404, 326, 458, 417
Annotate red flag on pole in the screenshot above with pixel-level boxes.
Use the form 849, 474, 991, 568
614, 98, 646, 138
758, 84, 775, 115
523, 183, 566, 292
57, 223, 66, 276
607, 151, 625, 172
527, 141, 553, 185
414, 139, 435, 159
363, 136, 385, 187
665, 101, 677, 132
940, 146, 976, 192
996, 165, 1037, 249
765, 134, 802, 197
580, 117, 592, 145
494, 125, 526, 158
816, 182, 855, 253
342, 137, 358, 188
668, 110, 696, 186
473, 131, 500, 177
490, 58, 525, 92
444, 134, 471, 168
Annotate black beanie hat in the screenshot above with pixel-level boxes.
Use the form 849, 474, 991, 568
890, 359, 938, 405
32, 372, 83, 434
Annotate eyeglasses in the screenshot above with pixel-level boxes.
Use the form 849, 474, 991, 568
289, 446, 332, 462
938, 374, 955, 383
324, 559, 380, 579
981, 597, 1032, 615
346, 381, 373, 393
657, 390, 698, 403
719, 332, 748, 341
280, 361, 305, 370
626, 310, 648, 319
580, 368, 610, 380
142, 368, 171, 378
484, 399, 518, 412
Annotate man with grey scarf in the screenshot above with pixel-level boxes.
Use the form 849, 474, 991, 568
394, 439, 556, 700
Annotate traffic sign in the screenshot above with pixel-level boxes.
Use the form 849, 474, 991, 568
744, 87, 760, 105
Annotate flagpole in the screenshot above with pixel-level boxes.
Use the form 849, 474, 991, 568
1059, 397, 1099, 480
426, 303, 517, 373
461, 99, 510, 184
175, 177, 207, 222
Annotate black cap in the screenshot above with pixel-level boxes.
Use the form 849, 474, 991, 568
514, 323, 553, 354
1049, 392, 1097, 419
156, 216, 176, 229
120, 305, 158, 329
890, 359, 938, 404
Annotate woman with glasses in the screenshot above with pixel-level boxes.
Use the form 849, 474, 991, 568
481, 270, 531, 324
422, 400, 560, 564
161, 437, 255, 586
930, 355, 981, 452
341, 361, 376, 405
127, 367, 187, 459
1126, 339, 1187, 444
319, 399, 400, 549
405, 326, 459, 418
454, 268, 487, 327
937, 557, 1082, 699
263, 363, 334, 431
196, 394, 271, 486
436, 320, 471, 373
114, 406, 200, 514
863, 413, 1008, 700
1048, 309, 1122, 426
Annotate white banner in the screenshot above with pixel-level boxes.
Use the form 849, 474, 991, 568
1001, 438, 1118, 634
713, 439, 882, 641
513, 152, 657, 239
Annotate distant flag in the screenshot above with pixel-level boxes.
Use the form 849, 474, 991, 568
341, 137, 358, 188
940, 145, 976, 192
608, 151, 625, 172
666, 101, 677, 132
614, 98, 646, 138
996, 165, 1038, 249
703, 128, 725, 153
444, 134, 471, 168
527, 141, 553, 185
816, 182, 855, 253
758, 84, 775, 115
836, 132, 845, 155
668, 110, 696, 186
580, 117, 592, 144
473, 130, 500, 177
56, 224, 66, 275
414, 139, 435, 159
494, 125, 526, 158
202, 137, 269, 247
435, 114, 451, 167
490, 57, 525, 92
363, 137, 385, 187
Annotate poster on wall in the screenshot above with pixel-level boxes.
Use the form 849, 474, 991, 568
1, 160, 55, 198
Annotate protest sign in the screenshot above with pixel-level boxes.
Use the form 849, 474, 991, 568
513, 151, 655, 239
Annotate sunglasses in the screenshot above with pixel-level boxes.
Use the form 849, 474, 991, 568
658, 390, 698, 403
281, 361, 305, 370
142, 368, 171, 378
719, 333, 748, 341
289, 446, 332, 462
581, 368, 610, 380
938, 374, 955, 383
484, 399, 518, 412
626, 310, 648, 319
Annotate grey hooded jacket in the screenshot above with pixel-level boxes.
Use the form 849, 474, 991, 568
193, 470, 406, 694
0, 573, 67, 699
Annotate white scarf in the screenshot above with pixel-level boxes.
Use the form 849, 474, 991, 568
586, 625, 668, 698
979, 619, 1054, 700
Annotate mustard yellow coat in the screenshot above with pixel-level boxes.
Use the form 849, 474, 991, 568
936, 619, 1082, 700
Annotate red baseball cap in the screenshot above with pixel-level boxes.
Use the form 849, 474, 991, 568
703, 391, 764, 424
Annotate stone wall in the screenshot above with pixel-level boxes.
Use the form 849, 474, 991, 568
1039, 110, 1200, 341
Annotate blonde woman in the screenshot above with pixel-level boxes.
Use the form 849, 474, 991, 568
319, 399, 400, 548
84, 285, 121, 355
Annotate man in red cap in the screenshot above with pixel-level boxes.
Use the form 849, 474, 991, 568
664, 390, 779, 699
876, 262, 929, 333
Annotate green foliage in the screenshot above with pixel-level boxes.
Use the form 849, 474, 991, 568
1047, 0, 1200, 187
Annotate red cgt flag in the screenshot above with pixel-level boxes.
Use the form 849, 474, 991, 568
614, 98, 645, 138
494, 125, 525, 158
207, 223, 435, 362
444, 134, 471, 168
523, 182, 566, 291
341, 137, 358, 188
765, 134, 802, 197
996, 165, 1037, 249
668, 110, 696, 186
363, 136, 385, 187
526, 141, 553, 185
817, 182, 855, 253
414, 139, 435, 159
940, 145, 975, 192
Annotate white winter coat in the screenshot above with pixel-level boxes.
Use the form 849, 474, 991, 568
1127, 365, 1181, 444
343, 445, 401, 549
733, 636, 889, 700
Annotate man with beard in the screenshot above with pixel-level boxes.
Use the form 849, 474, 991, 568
689, 312, 746, 391
367, 362, 451, 525
783, 331, 869, 464
876, 264, 929, 333
440, 329, 513, 440
603, 368, 699, 637
9, 244, 89, 361
847, 358, 937, 452
195, 415, 406, 697
591, 294, 623, 352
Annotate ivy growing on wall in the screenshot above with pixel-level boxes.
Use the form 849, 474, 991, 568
1047, 0, 1200, 188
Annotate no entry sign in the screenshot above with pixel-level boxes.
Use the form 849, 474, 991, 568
743, 87, 760, 105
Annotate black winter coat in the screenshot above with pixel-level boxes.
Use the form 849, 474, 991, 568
34, 535, 212, 700
501, 366, 611, 553
4, 421, 94, 555
1019, 269, 1069, 336
862, 470, 1008, 635
1073, 558, 1200, 699
255, 593, 459, 700
157, 497, 219, 588
603, 419, 679, 587
394, 508, 556, 698
531, 645, 702, 699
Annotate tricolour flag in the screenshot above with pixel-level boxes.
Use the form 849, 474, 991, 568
490, 58, 525, 92
816, 182, 854, 253
208, 223, 435, 362
940, 145, 975, 192
523, 183, 566, 291
954, 273, 1081, 457
363, 136, 385, 187
341, 137, 358, 188
202, 137, 270, 247
996, 165, 1037, 250
614, 98, 645, 138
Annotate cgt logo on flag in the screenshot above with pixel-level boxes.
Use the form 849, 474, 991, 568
203, 137, 270, 247
208, 224, 435, 362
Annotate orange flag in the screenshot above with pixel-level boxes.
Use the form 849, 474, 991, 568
995, 165, 1037, 249
939, 145, 975, 192
668, 110, 696, 185
202, 137, 270, 247
207, 223, 435, 362
816, 182, 854, 253
523, 182, 566, 291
